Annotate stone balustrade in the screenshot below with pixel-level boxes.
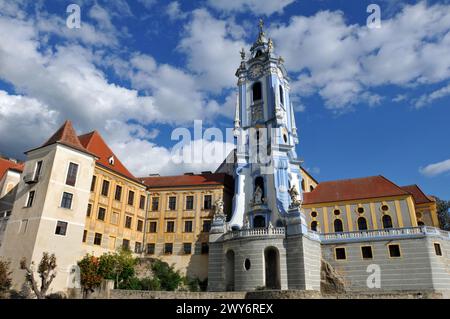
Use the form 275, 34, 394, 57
219, 226, 449, 243
320, 226, 450, 243
222, 227, 285, 241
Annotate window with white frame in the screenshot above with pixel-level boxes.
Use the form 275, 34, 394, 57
55, 221, 68, 236
66, 162, 79, 186
61, 192, 73, 209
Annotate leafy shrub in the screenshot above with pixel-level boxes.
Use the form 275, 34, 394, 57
77, 254, 102, 296
0, 259, 12, 295
151, 260, 183, 291
98, 248, 137, 288
119, 277, 160, 291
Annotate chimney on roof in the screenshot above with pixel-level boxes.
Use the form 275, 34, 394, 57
184, 172, 195, 176
148, 174, 160, 177
201, 171, 212, 174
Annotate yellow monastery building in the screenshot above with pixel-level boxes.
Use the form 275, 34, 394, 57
0, 120, 443, 291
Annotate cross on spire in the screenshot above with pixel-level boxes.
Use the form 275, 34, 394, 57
259, 18, 264, 33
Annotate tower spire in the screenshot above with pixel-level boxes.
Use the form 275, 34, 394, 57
251, 18, 269, 52
259, 18, 264, 33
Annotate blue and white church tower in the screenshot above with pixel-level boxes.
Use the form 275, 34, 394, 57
208, 21, 321, 292
229, 19, 304, 231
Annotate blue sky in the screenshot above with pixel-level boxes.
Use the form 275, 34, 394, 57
0, 0, 449, 199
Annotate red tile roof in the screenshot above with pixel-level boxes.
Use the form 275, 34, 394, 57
401, 185, 434, 204
303, 175, 410, 205
38, 120, 91, 155
140, 173, 234, 189
0, 157, 24, 180
78, 131, 137, 182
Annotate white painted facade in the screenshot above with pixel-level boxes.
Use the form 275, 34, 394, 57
0, 143, 95, 293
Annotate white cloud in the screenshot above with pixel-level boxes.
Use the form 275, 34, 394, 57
415, 84, 450, 108
392, 94, 407, 102
112, 136, 235, 177
420, 159, 450, 177
0, 90, 58, 155
207, 0, 295, 16
137, 0, 157, 10
178, 9, 247, 93
166, 1, 188, 21
269, 2, 450, 111
0, 6, 235, 176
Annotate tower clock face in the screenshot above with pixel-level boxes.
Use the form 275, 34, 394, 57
249, 64, 263, 79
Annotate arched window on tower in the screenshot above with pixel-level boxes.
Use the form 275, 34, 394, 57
256, 130, 261, 162
279, 85, 284, 105
334, 219, 343, 233
382, 215, 393, 229
253, 215, 266, 228
254, 176, 265, 200
311, 221, 318, 232
357, 217, 368, 231
252, 82, 262, 102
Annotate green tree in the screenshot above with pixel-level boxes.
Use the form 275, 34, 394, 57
20, 252, 57, 299
77, 254, 102, 297
151, 260, 183, 291
0, 259, 12, 297
98, 248, 137, 288
436, 197, 450, 230
118, 277, 160, 291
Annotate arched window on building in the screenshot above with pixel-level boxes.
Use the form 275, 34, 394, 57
418, 221, 425, 226
310, 185, 314, 192
334, 219, 343, 233
279, 85, 284, 105
311, 221, 318, 232
357, 217, 368, 231
252, 82, 262, 102
382, 215, 393, 229
301, 180, 305, 191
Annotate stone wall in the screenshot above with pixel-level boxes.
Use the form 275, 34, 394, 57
285, 234, 321, 290
321, 235, 450, 293
214, 236, 288, 291
109, 290, 247, 299
98, 289, 444, 299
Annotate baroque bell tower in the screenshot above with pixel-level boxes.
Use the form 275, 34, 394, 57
208, 21, 320, 292
229, 19, 304, 230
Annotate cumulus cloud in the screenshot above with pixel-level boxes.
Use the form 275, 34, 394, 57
415, 84, 450, 108
269, 2, 450, 111
166, 1, 188, 21
137, 0, 157, 10
0, 91, 57, 156
0, 4, 233, 175
207, 0, 295, 16
112, 135, 236, 177
420, 159, 450, 177
178, 9, 248, 93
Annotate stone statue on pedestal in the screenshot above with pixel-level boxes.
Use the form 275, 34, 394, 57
243, 215, 250, 229
253, 185, 264, 205
213, 198, 226, 222
289, 185, 301, 208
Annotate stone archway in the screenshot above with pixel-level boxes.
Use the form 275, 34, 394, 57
225, 250, 235, 291
264, 247, 281, 290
